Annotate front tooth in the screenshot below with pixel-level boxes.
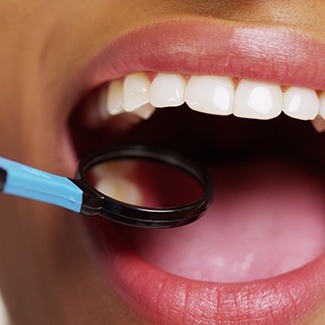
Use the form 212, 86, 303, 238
123, 72, 151, 112
233, 80, 282, 120
106, 80, 124, 116
283, 87, 319, 120
132, 103, 156, 120
185, 76, 234, 115
149, 73, 186, 107
319, 91, 325, 119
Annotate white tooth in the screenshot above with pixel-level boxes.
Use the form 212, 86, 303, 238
185, 76, 234, 115
106, 80, 124, 116
132, 103, 156, 120
319, 91, 325, 119
233, 80, 282, 120
94, 161, 142, 205
149, 73, 186, 107
96, 178, 142, 205
283, 87, 319, 120
123, 72, 151, 112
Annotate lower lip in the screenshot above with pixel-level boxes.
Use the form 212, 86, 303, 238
85, 218, 324, 324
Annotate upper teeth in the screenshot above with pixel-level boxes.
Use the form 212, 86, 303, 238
96, 72, 325, 124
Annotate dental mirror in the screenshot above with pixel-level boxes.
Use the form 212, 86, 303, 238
0, 145, 214, 228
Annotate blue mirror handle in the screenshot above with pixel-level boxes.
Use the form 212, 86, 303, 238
0, 157, 83, 212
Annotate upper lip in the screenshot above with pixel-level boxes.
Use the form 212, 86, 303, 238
79, 18, 325, 98
70, 18, 324, 324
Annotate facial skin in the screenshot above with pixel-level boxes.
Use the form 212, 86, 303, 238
0, 1, 324, 324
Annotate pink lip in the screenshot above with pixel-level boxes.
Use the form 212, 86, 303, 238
79, 20, 325, 324
81, 20, 325, 93
86, 218, 324, 324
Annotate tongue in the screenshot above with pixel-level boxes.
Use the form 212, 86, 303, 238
116, 158, 325, 282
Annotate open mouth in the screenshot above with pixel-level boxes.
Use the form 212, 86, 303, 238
67, 21, 324, 324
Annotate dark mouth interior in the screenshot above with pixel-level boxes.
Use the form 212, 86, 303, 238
70, 102, 325, 169
69, 94, 325, 282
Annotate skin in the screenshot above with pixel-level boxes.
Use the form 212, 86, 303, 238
0, 0, 324, 323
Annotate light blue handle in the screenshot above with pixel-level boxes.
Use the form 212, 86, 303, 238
0, 157, 83, 212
